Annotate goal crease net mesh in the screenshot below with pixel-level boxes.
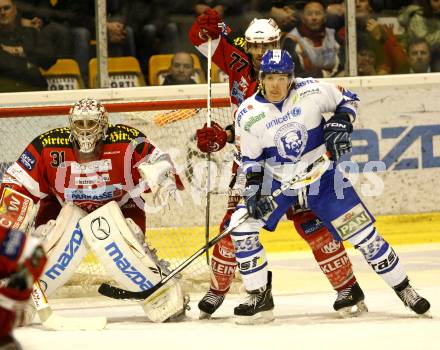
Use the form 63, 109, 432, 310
0, 95, 244, 296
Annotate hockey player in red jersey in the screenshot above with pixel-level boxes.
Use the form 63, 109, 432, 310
0, 190, 47, 349
189, 9, 367, 318
0, 98, 187, 324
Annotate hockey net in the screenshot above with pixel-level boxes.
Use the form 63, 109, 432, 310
0, 86, 238, 296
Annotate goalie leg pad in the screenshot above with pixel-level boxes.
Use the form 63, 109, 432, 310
140, 279, 188, 322
292, 210, 356, 291
80, 201, 187, 323
38, 204, 88, 297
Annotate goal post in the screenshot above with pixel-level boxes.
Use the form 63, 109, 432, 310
0, 84, 237, 295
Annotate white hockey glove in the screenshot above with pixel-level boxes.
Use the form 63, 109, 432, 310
138, 160, 180, 209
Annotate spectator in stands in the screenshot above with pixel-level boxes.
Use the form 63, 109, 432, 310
15, 0, 72, 59
338, 0, 409, 75
17, 1, 136, 85
269, 1, 298, 33
357, 34, 379, 75
406, 37, 433, 72
162, 51, 197, 85
193, 0, 247, 17
113, 0, 180, 79
0, 0, 55, 92
326, 0, 345, 31
283, 0, 343, 77
72, 0, 135, 84
194, 1, 227, 16
398, 0, 440, 68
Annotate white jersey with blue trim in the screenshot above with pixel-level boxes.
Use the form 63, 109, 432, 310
235, 77, 359, 181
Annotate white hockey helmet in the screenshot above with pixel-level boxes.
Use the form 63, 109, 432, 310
69, 98, 108, 154
245, 18, 281, 44
244, 18, 281, 69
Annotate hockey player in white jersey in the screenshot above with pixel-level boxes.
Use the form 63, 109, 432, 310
230, 49, 431, 324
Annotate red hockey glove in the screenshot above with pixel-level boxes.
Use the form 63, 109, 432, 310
196, 8, 222, 39
196, 121, 227, 153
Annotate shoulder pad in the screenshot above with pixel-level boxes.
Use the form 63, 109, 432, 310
235, 101, 255, 128
107, 124, 149, 155
227, 33, 247, 51
32, 127, 72, 153
294, 78, 318, 90
107, 124, 145, 142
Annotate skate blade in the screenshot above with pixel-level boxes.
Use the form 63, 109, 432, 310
337, 300, 369, 318
415, 310, 432, 318
235, 310, 274, 325
199, 311, 212, 320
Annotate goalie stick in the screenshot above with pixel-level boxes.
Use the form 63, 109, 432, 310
98, 153, 331, 301
31, 281, 107, 330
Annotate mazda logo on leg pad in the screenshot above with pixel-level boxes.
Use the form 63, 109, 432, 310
91, 217, 110, 240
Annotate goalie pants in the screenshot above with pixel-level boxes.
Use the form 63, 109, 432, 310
36, 197, 146, 231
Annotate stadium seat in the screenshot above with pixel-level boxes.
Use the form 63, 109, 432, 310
41, 59, 84, 90
148, 54, 206, 85
211, 63, 229, 83
88, 56, 146, 89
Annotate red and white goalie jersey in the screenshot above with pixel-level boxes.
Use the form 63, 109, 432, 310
1, 124, 182, 230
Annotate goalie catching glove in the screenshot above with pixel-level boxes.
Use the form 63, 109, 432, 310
138, 158, 180, 209
323, 113, 353, 161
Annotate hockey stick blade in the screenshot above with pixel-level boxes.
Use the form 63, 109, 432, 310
98, 211, 249, 301
39, 308, 107, 331
32, 282, 107, 330
98, 153, 330, 301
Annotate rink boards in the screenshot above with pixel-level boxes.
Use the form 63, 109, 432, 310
138, 211, 440, 260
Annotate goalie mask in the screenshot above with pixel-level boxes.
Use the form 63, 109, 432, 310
69, 98, 108, 155
244, 18, 281, 71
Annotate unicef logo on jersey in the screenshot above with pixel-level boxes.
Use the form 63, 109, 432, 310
274, 122, 308, 162
290, 106, 301, 118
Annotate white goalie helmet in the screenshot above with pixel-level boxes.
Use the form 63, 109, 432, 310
244, 18, 281, 69
69, 98, 109, 154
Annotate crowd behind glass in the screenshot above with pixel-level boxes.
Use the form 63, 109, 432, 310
0, 0, 438, 92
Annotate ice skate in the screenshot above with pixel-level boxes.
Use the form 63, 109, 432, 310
234, 271, 274, 325
198, 290, 225, 319
394, 278, 430, 316
333, 282, 368, 318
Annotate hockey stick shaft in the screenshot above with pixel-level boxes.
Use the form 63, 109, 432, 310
98, 153, 330, 301
205, 35, 213, 265
98, 211, 248, 301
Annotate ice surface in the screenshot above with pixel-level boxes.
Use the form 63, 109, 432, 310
14, 244, 440, 350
